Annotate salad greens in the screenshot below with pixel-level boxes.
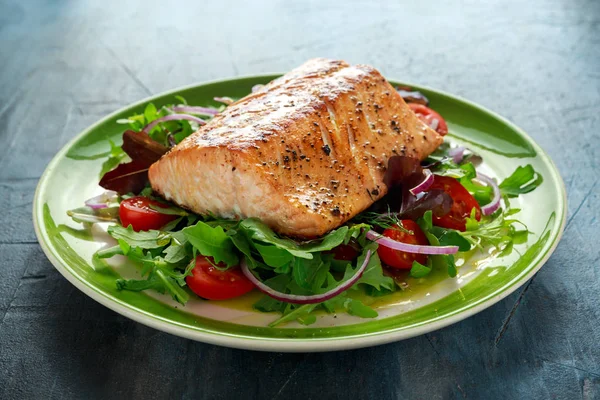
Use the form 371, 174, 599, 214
99, 211, 391, 324
67, 95, 544, 327
116, 102, 214, 147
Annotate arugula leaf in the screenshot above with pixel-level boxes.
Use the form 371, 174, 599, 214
299, 226, 349, 252
255, 243, 294, 268
96, 245, 124, 259
160, 216, 183, 232
173, 120, 193, 144
252, 295, 283, 313
410, 260, 432, 278
425, 158, 492, 203
461, 209, 519, 249
252, 274, 291, 312
239, 218, 311, 259
229, 232, 258, 268
364, 285, 396, 297
432, 228, 471, 251
116, 261, 190, 305
291, 254, 334, 292
419, 210, 434, 231
499, 164, 543, 197
292, 257, 310, 290
417, 211, 444, 249
99, 140, 128, 178
461, 176, 493, 204
163, 245, 188, 264
117, 239, 131, 254
67, 206, 119, 224
116, 275, 165, 292
144, 103, 158, 124
268, 304, 318, 327
355, 244, 395, 291
323, 287, 358, 313
66, 150, 111, 160
512, 229, 529, 245
343, 299, 378, 318
273, 263, 291, 274
107, 225, 169, 249
445, 255, 457, 277
154, 269, 189, 304
309, 260, 330, 292
239, 220, 359, 261
148, 203, 189, 216
174, 95, 187, 105
182, 221, 239, 266
429, 158, 474, 179
403, 217, 458, 279
297, 314, 317, 325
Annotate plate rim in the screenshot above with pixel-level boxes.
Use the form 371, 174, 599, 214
33, 74, 567, 352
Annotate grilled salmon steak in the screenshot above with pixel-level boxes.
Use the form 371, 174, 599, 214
149, 58, 443, 238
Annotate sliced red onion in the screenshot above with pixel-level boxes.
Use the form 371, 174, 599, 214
143, 114, 206, 133
240, 250, 372, 304
475, 172, 502, 215
251, 84, 265, 93
448, 146, 466, 163
171, 106, 219, 116
84, 190, 118, 209
214, 96, 234, 105
366, 230, 458, 254
409, 169, 433, 195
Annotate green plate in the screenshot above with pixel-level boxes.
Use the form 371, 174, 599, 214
33, 75, 566, 352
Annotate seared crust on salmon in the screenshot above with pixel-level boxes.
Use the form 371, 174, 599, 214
149, 59, 443, 238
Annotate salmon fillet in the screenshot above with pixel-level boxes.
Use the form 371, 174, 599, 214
149, 58, 443, 238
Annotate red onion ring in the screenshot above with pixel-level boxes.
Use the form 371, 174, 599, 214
143, 114, 206, 133
171, 106, 219, 116
409, 169, 434, 195
214, 96, 234, 105
448, 146, 466, 163
84, 190, 118, 209
475, 172, 502, 215
240, 250, 372, 304
366, 230, 458, 254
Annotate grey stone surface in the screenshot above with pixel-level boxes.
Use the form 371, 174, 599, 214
1, 0, 599, 398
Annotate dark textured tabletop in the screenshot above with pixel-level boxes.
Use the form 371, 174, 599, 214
1, 1, 599, 399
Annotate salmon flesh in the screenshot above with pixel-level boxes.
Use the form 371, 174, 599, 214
149, 58, 443, 238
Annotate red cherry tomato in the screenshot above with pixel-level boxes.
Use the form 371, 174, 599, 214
429, 175, 481, 231
330, 244, 359, 261
119, 196, 178, 232
186, 256, 255, 300
408, 103, 448, 135
377, 220, 429, 269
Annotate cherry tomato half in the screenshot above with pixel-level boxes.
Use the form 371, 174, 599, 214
408, 103, 448, 135
377, 220, 429, 269
119, 196, 177, 232
186, 256, 255, 300
429, 175, 481, 231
